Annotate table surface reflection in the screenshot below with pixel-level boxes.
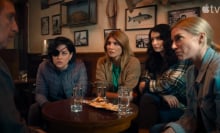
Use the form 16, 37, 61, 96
42, 98, 138, 133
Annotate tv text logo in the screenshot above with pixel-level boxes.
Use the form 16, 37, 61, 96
202, 4, 220, 13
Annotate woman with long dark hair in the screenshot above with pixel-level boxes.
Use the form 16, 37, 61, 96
138, 24, 191, 133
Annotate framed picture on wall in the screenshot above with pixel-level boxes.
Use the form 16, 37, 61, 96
136, 34, 149, 48
52, 14, 61, 35
125, 5, 157, 31
74, 30, 88, 46
41, 0, 49, 9
168, 7, 200, 26
41, 16, 49, 35
48, 0, 64, 6
104, 29, 120, 39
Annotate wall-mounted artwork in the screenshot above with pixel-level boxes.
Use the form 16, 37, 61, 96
41, 16, 49, 35
41, 0, 49, 9
168, 7, 200, 26
48, 0, 64, 6
61, 0, 97, 27
52, 14, 61, 35
125, 5, 157, 31
136, 34, 149, 48
74, 30, 88, 46
104, 29, 120, 39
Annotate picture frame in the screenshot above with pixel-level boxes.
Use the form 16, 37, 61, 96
41, 16, 49, 35
136, 34, 149, 48
104, 29, 120, 39
125, 5, 157, 31
61, 0, 97, 27
52, 14, 61, 35
74, 30, 88, 46
168, 7, 200, 26
41, 0, 49, 9
48, 0, 64, 6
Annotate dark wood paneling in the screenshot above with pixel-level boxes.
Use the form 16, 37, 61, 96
27, 53, 42, 79
27, 52, 146, 82
135, 52, 146, 74
76, 52, 105, 82
0, 49, 20, 79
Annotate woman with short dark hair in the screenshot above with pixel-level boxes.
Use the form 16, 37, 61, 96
28, 36, 88, 127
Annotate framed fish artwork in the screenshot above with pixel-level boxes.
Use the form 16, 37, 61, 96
125, 5, 157, 31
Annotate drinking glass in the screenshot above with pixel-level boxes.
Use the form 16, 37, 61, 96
94, 81, 108, 100
70, 84, 83, 112
118, 86, 130, 115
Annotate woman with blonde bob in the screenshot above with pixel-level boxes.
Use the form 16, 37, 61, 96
96, 30, 141, 98
151, 17, 220, 133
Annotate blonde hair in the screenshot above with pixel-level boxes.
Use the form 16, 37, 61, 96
104, 30, 133, 70
172, 17, 215, 48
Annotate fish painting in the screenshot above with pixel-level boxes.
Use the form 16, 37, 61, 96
128, 12, 152, 23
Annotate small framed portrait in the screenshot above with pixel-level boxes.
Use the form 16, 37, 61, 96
52, 14, 61, 35
104, 29, 120, 39
41, 0, 49, 10
41, 16, 49, 35
74, 30, 88, 46
48, 0, 64, 6
168, 7, 200, 26
125, 5, 157, 31
136, 34, 149, 48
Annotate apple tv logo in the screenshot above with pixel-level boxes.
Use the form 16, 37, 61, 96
202, 4, 220, 13
202, 4, 209, 13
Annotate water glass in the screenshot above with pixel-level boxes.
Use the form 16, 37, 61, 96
118, 86, 130, 115
95, 81, 107, 100
71, 84, 83, 112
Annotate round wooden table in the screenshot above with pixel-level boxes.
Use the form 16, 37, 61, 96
42, 98, 138, 133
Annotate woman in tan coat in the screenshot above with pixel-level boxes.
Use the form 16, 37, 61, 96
96, 30, 141, 98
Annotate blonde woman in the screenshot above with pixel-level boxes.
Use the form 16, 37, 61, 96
96, 30, 141, 98
152, 17, 220, 133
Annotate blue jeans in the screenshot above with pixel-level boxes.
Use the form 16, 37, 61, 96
138, 92, 184, 129
150, 123, 166, 133
160, 108, 184, 123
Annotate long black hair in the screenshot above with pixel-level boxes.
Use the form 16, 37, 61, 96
145, 24, 178, 75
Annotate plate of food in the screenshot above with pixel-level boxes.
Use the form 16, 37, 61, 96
86, 97, 118, 111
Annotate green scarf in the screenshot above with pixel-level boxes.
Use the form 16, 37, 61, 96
112, 64, 121, 92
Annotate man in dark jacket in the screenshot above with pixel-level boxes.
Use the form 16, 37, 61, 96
0, 0, 26, 133
0, 0, 28, 132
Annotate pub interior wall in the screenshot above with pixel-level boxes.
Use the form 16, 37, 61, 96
28, 0, 220, 54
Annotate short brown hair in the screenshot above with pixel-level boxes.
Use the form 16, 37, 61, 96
0, 0, 14, 12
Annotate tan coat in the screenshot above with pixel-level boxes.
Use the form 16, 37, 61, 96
96, 56, 141, 91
